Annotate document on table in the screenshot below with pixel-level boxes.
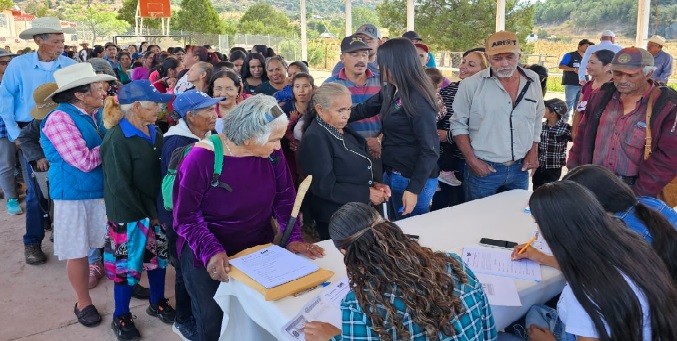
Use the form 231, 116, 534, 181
474, 273, 522, 306
281, 276, 350, 341
229, 245, 319, 289
462, 246, 542, 281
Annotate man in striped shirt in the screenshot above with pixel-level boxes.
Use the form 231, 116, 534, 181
324, 35, 383, 180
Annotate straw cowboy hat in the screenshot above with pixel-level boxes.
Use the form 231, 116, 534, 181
31, 83, 59, 120
45, 63, 116, 100
19, 17, 77, 40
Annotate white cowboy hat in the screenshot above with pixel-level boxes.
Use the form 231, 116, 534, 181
19, 17, 77, 40
647, 35, 667, 46
45, 63, 116, 100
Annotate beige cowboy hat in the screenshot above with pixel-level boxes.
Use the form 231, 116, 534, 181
45, 63, 116, 100
19, 17, 77, 40
31, 83, 58, 120
647, 35, 667, 46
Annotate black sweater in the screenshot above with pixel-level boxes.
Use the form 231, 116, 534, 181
101, 124, 163, 222
298, 119, 373, 223
351, 88, 440, 194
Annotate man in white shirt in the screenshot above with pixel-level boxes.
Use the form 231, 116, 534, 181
578, 30, 624, 84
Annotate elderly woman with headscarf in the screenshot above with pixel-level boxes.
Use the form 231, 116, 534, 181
39, 63, 116, 327
173, 95, 324, 341
157, 89, 220, 340
100, 80, 175, 340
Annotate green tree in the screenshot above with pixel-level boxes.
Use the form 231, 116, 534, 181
239, 3, 295, 37
64, 0, 130, 42
117, 0, 161, 30
377, 0, 534, 51
173, 0, 224, 34
0, 0, 14, 11
351, 6, 380, 32
23, 0, 62, 19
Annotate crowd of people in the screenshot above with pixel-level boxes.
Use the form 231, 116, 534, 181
1, 15, 677, 341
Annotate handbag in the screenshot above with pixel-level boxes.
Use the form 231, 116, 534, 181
643, 87, 677, 207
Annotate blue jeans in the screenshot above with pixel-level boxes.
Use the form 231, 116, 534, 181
181, 246, 222, 341
21, 155, 48, 246
464, 159, 528, 202
383, 172, 438, 221
88, 248, 102, 264
507, 304, 576, 341
563, 85, 581, 123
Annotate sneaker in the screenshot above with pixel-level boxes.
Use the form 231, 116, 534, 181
147, 298, 176, 324
88, 262, 105, 289
438, 171, 462, 186
172, 319, 198, 341
24, 244, 47, 265
132, 283, 150, 299
111, 313, 140, 341
6, 198, 23, 215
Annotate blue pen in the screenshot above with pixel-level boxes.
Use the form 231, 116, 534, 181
321, 281, 331, 287
398, 207, 404, 214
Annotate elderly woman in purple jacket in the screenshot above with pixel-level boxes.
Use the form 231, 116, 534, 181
173, 94, 324, 341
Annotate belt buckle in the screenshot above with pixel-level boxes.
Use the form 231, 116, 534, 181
502, 160, 517, 166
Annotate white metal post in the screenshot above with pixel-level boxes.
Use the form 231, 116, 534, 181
636, 0, 651, 47
301, 0, 307, 62
406, 0, 414, 31
496, 0, 505, 31
345, 0, 352, 37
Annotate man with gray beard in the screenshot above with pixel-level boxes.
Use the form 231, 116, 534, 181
450, 31, 545, 201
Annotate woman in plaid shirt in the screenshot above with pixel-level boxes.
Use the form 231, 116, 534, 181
304, 202, 497, 341
533, 99, 572, 189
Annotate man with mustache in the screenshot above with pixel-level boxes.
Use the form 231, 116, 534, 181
331, 24, 382, 76
568, 47, 677, 198
450, 31, 544, 201
324, 35, 383, 180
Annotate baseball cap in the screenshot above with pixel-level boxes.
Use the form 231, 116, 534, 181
173, 90, 223, 118
402, 31, 423, 41
610, 47, 654, 73
545, 98, 568, 118
578, 39, 594, 46
355, 24, 381, 39
341, 35, 372, 54
647, 35, 666, 46
485, 31, 520, 56
601, 30, 615, 38
118, 80, 175, 104
414, 43, 429, 53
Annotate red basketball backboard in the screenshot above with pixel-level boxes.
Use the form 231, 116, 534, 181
139, 0, 171, 18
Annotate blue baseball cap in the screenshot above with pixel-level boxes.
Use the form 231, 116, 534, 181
118, 80, 175, 104
173, 90, 224, 118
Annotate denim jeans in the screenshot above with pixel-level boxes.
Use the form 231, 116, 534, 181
563, 85, 581, 123
88, 248, 102, 264
181, 246, 222, 341
383, 172, 438, 221
506, 304, 576, 341
0, 137, 17, 200
21, 155, 48, 246
464, 159, 529, 202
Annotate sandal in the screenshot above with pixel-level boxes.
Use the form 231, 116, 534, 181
74, 303, 102, 327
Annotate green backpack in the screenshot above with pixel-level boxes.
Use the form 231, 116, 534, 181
161, 134, 232, 211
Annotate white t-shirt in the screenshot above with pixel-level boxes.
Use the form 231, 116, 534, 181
558, 279, 651, 340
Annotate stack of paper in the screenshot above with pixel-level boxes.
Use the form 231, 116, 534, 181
229, 245, 320, 289
462, 246, 542, 281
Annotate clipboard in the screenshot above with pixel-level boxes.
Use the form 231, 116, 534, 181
228, 243, 334, 301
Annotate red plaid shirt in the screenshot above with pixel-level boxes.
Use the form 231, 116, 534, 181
42, 108, 102, 172
592, 85, 655, 177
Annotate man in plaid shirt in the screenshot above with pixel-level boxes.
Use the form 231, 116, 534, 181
534, 99, 571, 189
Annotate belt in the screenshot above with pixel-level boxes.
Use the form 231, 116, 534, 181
617, 175, 638, 186
484, 158, 523, 167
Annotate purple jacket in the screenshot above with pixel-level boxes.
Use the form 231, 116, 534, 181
173, 147, 302, 267
568, 82, 677, 197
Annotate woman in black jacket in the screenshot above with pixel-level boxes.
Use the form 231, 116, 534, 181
298, 83, 391, 240
351, 38, 440, 220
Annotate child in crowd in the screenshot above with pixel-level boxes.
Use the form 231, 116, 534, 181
533, 98, 571, 189
425, 68, 460, 187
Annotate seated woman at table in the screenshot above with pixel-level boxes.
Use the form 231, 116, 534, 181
304, 202, 497, 341
350, 38, 440, 220
173, 94, 324, 341
506, 182, 677, 341
562, 165, 677, 281
298, 83, 390, 240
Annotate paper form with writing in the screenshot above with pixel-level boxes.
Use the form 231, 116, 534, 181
281, 276, 350, 341
462, 246, 542, 281
228, 245, 319, 289
474, 273, 522, 306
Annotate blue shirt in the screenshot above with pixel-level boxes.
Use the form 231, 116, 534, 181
425, 52, 437, 68
615, 196, 677, 244
329, 254, 497, 341
119, 117, 157, 144
651, 50, 673, 83
0, 52, 76, 140
103, 55, 118, 68
578, 41, 624, 82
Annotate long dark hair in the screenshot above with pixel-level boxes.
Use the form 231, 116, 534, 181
530, 181, 677, 341
150, 58, 181, 78
563, 165, 677, 282
228, 50, 246, 63
376, 38, 437, 118
241, 53, 268, 81
329, 202, 469, 340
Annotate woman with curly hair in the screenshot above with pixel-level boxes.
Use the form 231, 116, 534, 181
304, 202, 497, 341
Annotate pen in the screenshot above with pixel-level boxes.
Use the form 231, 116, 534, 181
515, 233, 539, 259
